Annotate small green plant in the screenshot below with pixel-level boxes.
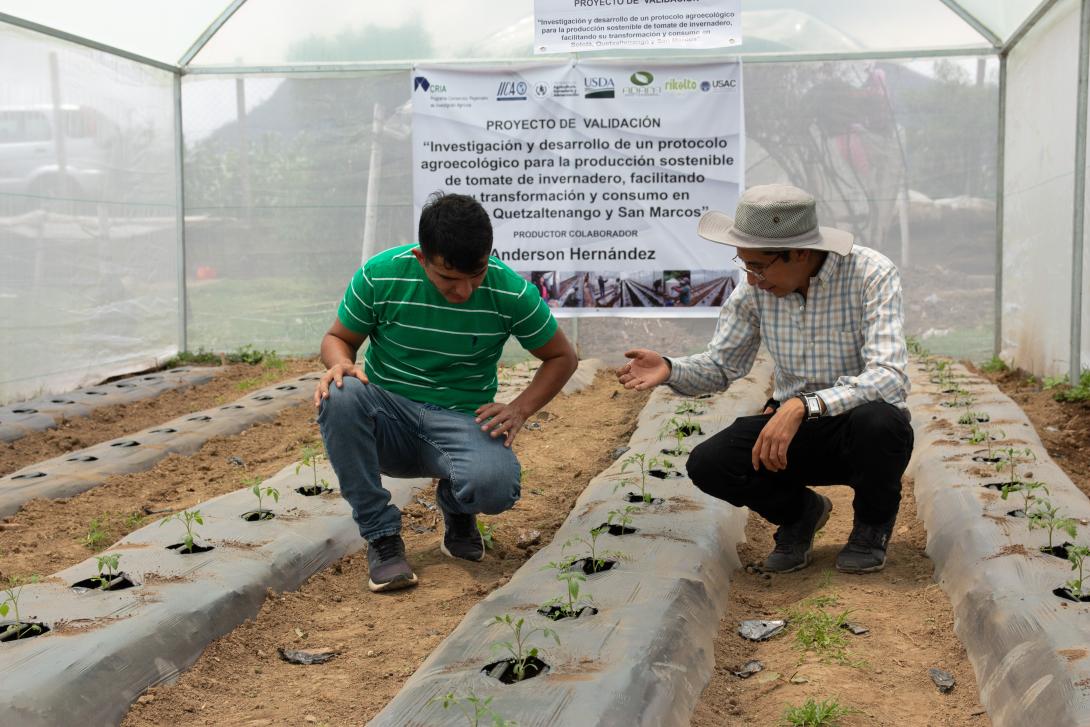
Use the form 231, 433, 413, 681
1065, 544, 1090, 598
229, 344, 277, 366
245, 476, 279, 513
430, 691, 516, 727
659, 417, 689, 455
160, 509, 204, 552
994, 446, 1036, 487
675, 399, 703, 415
967, 425, 1005, 459
0, 575, 41, 639
83, 515, 109, 550
607, 505, 639, 533
478, 519, 495, 550
980, 355, 1009, 374
1001, 479, 1048, 514
488, 614, 559, 682
617, 452, 668, 503
787, 596, 859, 666
123, 511, 145, 530
563, 526, 623, 572
1053, 369, 1090, 402
163, 348, 220, 367
1028, 500, 1078, 550
958, 409, 987, 426
906, 335, 929, 357
782, 697, 856, 727
540, 562, 594, 619
1042, 374, 1068, 390
93, 553, 123, 590
295, 443, 332, 493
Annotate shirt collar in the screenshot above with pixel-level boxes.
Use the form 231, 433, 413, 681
813, 251, 841, 286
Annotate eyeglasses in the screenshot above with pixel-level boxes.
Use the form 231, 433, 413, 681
732, 253, 784, 282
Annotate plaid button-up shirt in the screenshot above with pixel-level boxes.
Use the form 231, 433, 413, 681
666, 244, 909, 416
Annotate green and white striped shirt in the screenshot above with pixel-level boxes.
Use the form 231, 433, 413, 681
337, 244, 558, 413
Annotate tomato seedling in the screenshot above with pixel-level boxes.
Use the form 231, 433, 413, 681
563, 526, 623, 573
430, 691, 515, 727
0, 575, 41, 640
539, 562, 594, 620
93, 553, 123, 590
1065, 544, 1090, 599
488, 614, 559, 682
244, 476, 279, 513
1028, 500, 1077, 550
295, 442, 332, 493
160, 509, 205, 552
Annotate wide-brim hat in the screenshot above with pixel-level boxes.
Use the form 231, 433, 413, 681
698, 184, 853, 256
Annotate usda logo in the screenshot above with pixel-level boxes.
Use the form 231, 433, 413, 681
630, 71, 654, 86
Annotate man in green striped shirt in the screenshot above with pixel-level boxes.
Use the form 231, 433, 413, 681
314, 192, 578, 592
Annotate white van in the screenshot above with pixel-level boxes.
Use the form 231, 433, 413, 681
0, 104, 119, 202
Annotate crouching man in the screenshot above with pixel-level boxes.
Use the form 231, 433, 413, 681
314, 192, 577, 592
618, 184, 914, 574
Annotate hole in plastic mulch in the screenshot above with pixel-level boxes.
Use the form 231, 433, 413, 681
625, 492, 665, 505
299, 375, 321, 381
295, 485, 330, 497
241, 509, 275, 522
675, 423, 703, 436
598, 523, 638, 536
85, 390, 107, 396
71, 573, 138, 591
661, 447, 688, 457
1006, 509, 1026, 518
1053, 587, 1090, 603
49, 399, 75, 405
168, 367, 190, 373
275, 385, 298, 391
982, 481, 1022, 491
253, 395, 274, 401
12, 472, 47, 480
187, 415, 212, 422
971, 453, 1003, 463
66, 455, 99, 462
166, 542, 215, 554
111, 440, 140, 448
0, 622, 50, 642
537, 604, 598, 621
142, 375, 163, 381
482, 656, 550, 684
220, 405, 245, 410
11, 408, 37, 414
571, 557, 618, 575
648, 468, 683, 479
115, 382, 136, 389
149, 427, 177, 434
1041, 543, 1076, 559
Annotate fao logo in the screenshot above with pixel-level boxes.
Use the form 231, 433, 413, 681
533, 82, 549, 99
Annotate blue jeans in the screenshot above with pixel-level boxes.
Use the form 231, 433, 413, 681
317, 377, 521, 543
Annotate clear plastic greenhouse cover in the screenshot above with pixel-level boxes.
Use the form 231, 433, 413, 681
0, 23, 179, 404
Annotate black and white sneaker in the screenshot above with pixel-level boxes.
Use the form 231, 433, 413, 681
763, 491, 833, 573
366, 534, 418, 592
439, 506, 485, 562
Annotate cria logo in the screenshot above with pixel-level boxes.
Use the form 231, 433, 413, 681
413, 76, 430, 92
630, 70, 654, 86
497, 80, 528, 101
584, 77, 615, 99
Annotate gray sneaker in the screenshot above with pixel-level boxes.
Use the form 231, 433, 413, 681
763, 492, 833, 573
439, 507, 485, 562
836, 518, 895, 573
366, 534, 418, 593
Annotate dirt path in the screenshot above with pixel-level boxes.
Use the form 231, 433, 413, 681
0, 360, 321, 581
691, 481, 989, 726
0, 359, 320, 479
119, 371, 646, 726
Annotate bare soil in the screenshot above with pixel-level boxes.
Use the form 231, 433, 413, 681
5, 356, 1087, 726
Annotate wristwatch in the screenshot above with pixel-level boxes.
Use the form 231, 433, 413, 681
797, 393, 822, 420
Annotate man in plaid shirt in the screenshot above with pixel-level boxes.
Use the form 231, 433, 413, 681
618, 184, 914, 574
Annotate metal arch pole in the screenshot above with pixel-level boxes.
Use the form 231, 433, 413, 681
1003, 0, 1063, 55
1070, 0, 1090, 383
937, 0, 1003, 48
995, 54, 1007, 358
0, 12, 178, 73
174, 74, 188, 354
178, 0, 248, 69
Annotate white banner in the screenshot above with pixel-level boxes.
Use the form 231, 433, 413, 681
412, 60, 743, 311
533, 0, 741, 54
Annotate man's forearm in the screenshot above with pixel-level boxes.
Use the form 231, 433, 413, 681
510, 353, 578, 417
320, 333, 359, 369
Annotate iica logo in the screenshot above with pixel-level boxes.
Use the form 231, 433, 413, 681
497, 80, 528, 101
413, 76, 430, 92
630, 71, 654, 86
584, 77, 615, 99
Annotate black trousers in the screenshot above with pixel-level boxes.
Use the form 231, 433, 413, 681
686, 401, 914, 527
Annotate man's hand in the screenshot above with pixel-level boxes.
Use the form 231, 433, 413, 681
752, 397, 806, 472
314, 362, 368, 407
475, 402, 529, 448
617, 349, 670, 390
